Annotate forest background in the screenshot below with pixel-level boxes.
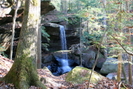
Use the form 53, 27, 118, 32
0, 0, 133, 89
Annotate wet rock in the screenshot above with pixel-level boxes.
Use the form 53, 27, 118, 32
69, 44, 106, 69
46, 56, 78, 76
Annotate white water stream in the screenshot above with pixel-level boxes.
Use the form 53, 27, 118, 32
59, 25, 71, 73
59, 25, 68, 59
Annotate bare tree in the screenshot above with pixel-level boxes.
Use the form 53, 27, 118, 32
10, 0, 21, 60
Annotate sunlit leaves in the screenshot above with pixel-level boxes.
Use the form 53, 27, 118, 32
81, 31, 103, 46
41, 26, 50, 51
0, 46, 6, 52
51, 0, 61, 11
51, 0, 133, 56
41, 26, 50, 41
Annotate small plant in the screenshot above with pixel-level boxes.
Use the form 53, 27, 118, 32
81, 31, 102, 46
0, 45, 7, 57
41, 26, 50, 51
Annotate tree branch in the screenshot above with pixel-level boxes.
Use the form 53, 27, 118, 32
110, 34, 133, 56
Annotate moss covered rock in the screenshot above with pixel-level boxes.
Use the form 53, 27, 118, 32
65, 66, 105, 84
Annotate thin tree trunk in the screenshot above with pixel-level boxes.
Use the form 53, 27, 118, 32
117, 52, 122, 82
79, 18, 83, 66
37, 24, 42, 69
61, 0, 67, 13
122, 64, 127, 83
126, 0, 133, 85
10, 0, 20, 60
87, 47, 100, 88
102, 0, 107, 26
128, 55, 132, 85
117, 0, 123, 82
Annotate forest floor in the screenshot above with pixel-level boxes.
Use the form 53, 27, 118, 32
0, 55, 133, 89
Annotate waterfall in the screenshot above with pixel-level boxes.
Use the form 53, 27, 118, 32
47, 25, 74, 76
59, 25, 71, 74
61, 58, 72, 73
55, 57, 72, 74
59, 25, 68, 59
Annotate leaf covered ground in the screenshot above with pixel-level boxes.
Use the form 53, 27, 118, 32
0, 55, 132, 89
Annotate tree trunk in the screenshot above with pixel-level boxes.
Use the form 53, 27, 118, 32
126, 0, 133, 85
102, 0, 107, 26
3, 0, 45, 89
117, 52, 122, 82
37, 24, 42, 69
61, 0, 67, 13
10, 0, 20, 60
128, 55, 132, 85
79, 18, 83, 66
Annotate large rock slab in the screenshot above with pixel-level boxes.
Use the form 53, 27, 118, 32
100, 58, 118, 74
65, 66, 105, 84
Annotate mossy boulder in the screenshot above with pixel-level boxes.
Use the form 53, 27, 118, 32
65, 66, 105, 84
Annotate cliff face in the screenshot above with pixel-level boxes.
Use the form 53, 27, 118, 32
41, 10, 80, 52
0, 1, 55, 57
42, 24, 80, 52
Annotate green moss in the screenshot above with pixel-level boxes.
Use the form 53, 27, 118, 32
3, 52, 46, 89
28, 14, 39, 23
29, 14, 35, 18
66, 66, 104, 84
31, 0, 39, 6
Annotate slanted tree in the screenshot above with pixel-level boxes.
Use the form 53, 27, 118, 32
3, 0, 45, 89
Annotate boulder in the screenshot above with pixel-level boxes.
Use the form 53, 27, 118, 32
65, 66, 105, 84
52, 50, 78, 66
70, 44, 106, 69
53, 50, 71, 59
41, 0, 55, 15
106, 72, 117, 80
42, 50, 78, 65
82, 51, 96, 68
42, 53, 54, 64
100, 58, 118, 74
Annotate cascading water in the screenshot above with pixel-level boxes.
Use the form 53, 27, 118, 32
47, 25, 77, 76
61, 58, 72, 73
59, 25, 68, 59
59, 25, 71, 74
